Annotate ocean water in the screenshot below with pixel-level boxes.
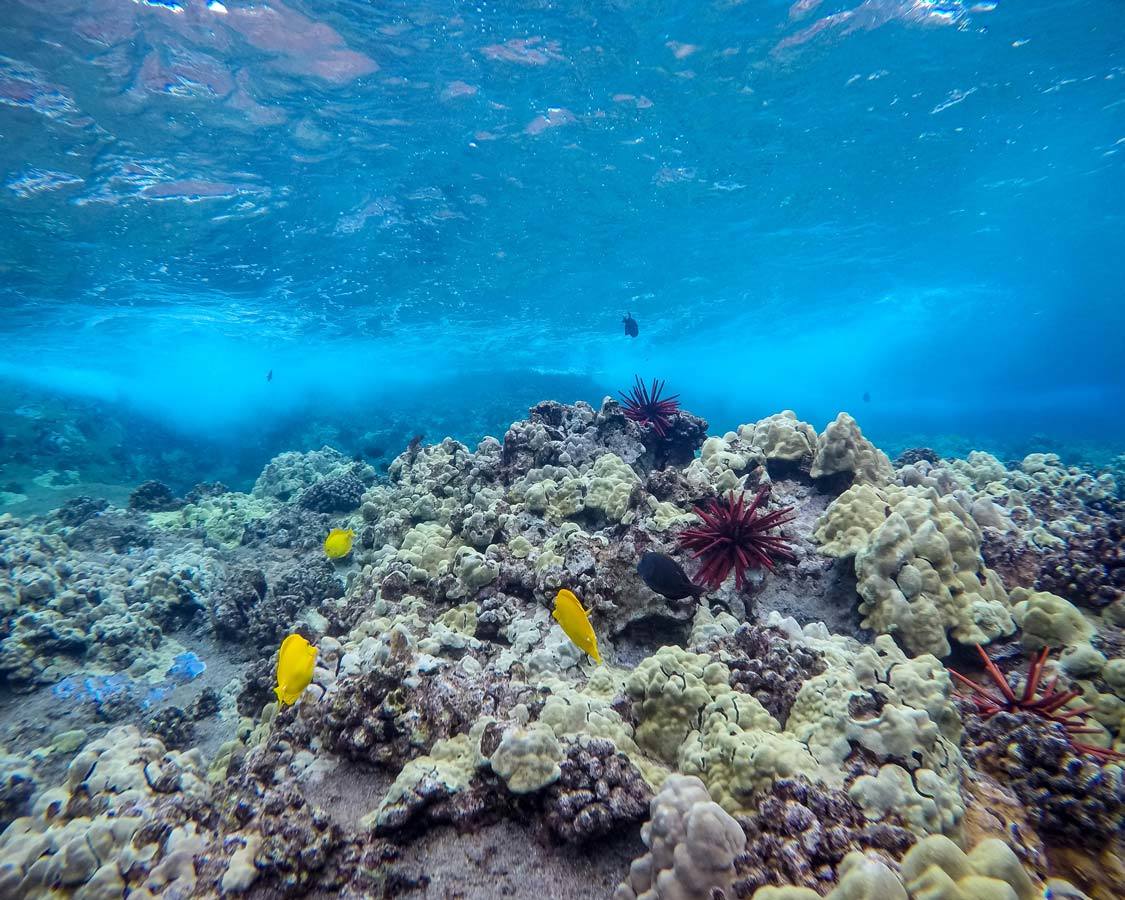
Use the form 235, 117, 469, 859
1, 3, 1124, 898
2, 0, 1123, 491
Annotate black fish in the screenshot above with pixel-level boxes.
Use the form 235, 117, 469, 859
638, 551, 703, 600
623, 312, 638, 338
267, 369, 273, 382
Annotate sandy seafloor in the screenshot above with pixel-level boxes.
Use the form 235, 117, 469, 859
0, 397, 1122, 899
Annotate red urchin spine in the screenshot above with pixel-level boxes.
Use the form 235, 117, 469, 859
677, 487, 796, 591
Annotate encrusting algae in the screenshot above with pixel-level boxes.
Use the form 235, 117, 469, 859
274, 633, 317, 706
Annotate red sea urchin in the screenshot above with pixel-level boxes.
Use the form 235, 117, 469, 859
618, 376, 681, 437
950, 644, 1125, 763
677, 487, 797, 591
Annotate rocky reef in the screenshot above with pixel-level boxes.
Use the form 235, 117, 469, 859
0, 397, 1122, 899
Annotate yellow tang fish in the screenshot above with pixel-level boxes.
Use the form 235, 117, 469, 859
274, 633, 318, 706
324, 528, 355, 559
552, 588, 602, 665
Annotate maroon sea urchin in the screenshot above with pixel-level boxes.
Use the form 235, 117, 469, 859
949, 644, 1125, 763
677, 487, 797, 591
618, 376, 680, 438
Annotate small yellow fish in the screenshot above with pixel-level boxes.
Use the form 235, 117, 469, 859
324, 527, 355, 559
274, 633, 317, 706
552, 588, 602, 665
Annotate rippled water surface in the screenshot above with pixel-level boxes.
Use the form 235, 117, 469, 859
1, 0, 1123, 448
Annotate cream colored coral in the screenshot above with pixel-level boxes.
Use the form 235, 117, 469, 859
677, 695, 817, 813
397, 521, 460, 581
740, 411, 817, 463
584, 453, 641, 523
625, 646, 732, 763
1010, 588, 1094, 651
684, 433, 763, 493
614, 775, 745, 900
900, 835, 1038, 900
848, 764, 964, 836
488, 723, 564, 794
752, 838, 1077, 900
150, 493, 277, 548
369, 724, 488, 829
810, 413, 893, 485
815, 484, 1013, 658
812, 484, 889, 557
0, 727, 207, 899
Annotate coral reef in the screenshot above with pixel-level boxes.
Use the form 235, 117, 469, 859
0, 400, 1121, 900
814, 483, 1013, 657
542, 737, 652, 843
949, 643, 1123, 761
614, 774, 746, 900
733, 777, 914, 896
677, 487, 797, 590
963, 711, 1124, 847
128, 480, 183, 512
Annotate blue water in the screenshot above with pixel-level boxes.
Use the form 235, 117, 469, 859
1, 0, 1123, 469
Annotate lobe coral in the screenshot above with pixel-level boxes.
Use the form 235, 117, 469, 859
677, 486, 796, 591
949, 644, 1125, 763
618, 376, 680, 437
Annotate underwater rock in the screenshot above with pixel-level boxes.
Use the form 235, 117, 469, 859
964, 710, 1124, 848
732, 777, 914, 897
129, 480, 184, 512
244, 559, 344, 648
298, 470, 368, 513
183, 480, 230, 504
188, 687, 221, 720
210, 567, 268, 639
54, 495, 108, 527
1036, 512, 1124, 610
146, 706, 195, 751
252, 446, 374, 502
702, 624, 827, 722
0, 752, 36, 829
892, 448, 942, 468
541, 737, 652, 843
240, 502, 332, 551
65, 509, 155, 553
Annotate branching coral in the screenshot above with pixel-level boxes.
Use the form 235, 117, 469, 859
677, 487, 796, 590
949, 644, 1125, 762
618, 376, 681, 438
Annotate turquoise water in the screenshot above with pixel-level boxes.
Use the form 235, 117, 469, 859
2, 0, 1124, 464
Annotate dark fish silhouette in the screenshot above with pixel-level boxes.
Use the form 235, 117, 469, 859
863, 391, 870, 402
638, 551, 703, 600
266, 370, 273, 382
623, 312, 639, 338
